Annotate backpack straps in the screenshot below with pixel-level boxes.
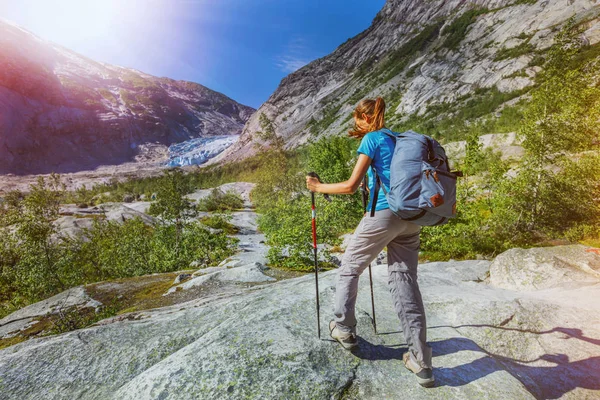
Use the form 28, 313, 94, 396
369, 130, 395, 217
370, 166, 379, 217
369, 166, 389, 217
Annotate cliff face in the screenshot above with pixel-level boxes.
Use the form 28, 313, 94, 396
216, 0, 600, 163
0, 20, 254, 175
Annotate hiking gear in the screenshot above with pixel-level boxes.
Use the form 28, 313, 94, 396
369, 129, 461, 226
357, 130, 396, 212
310, 189, 321, 340
403, 351, 435, 388
308, 172, 330, 339
307, 172, 332, 203
335, 210, 430, 370
361, 176, 377, 334
329, 320, 358, 350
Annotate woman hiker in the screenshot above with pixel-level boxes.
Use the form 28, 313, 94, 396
305, 97, 434, 388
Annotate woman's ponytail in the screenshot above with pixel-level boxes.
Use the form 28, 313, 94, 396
371, 97, 386, 132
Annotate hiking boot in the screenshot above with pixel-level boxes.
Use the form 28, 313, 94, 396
329, 320, 358, 350
403, 351, 435, 388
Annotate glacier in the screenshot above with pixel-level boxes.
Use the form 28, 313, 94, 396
166, 136, 238, 167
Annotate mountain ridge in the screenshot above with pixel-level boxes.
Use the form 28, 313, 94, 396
213, 0, 600, 164
0, 18, 254, 175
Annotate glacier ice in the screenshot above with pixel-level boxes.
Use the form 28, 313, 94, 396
166, 135, 238, 167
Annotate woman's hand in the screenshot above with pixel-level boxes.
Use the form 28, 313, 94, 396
360, 180, 370, 193
305, 154, 372, 195
306, 176, 321, 192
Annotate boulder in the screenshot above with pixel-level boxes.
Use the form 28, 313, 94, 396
185, 182, 255, 208
96, 203, 156, 226
0, 287, 101, 339
173, 274, 192, 285
489, 245, 600, 290
165, 262, 275, 295
53, 216, 97, 238
1, 252, 599, 399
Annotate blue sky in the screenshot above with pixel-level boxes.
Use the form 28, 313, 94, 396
0, 0, 385, 108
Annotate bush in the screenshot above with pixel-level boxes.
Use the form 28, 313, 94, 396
417, 21, 600, 258
197, 189, 244, 212
255, 135, 363, 270
200, 213, 239, 234
0, 176, 238, 319
442, 8, 488, 50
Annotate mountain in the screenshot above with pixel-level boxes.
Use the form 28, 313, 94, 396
0, 19, 254, 175
216, 0, 600, 163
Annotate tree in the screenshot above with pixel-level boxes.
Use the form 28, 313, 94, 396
148, 169, 198, 254
5, 174, 73, 303
495, 19, 600, 237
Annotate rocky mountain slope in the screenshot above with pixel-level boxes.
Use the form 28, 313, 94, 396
0, 19, 254, 175
1, 243, 599, 398
216, 0, 600, 163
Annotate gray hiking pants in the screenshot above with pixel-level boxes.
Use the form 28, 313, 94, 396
334, 208, 433, 369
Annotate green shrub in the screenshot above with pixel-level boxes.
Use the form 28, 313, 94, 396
442, 8, 488, 50
201, 213, 239, 234
197, 189, 244, 212
0, 176, 237, 319
494, 41, 535, 61
417, 21, 600, 259
255, 135, 363, 270
256, 113, 277, 141
380, 22, 443, 83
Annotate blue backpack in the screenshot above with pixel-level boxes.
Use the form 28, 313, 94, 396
370, 129, 461, 226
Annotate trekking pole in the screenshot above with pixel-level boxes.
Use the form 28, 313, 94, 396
308, 172, 331, 339
361, 176, 377, 334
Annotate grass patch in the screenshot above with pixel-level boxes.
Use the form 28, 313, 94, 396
494, 41, 536, 61
201, 214, 239, 234
380, 22, 443, 83
86, 272, 183, 315
504, 69, 529, 79
0, 335, 27, 350
442, 8, 488, 50
392, 86, 528, 142
47, 302, 121, 335
307, 104, 343, 135
582, 238, 600, 248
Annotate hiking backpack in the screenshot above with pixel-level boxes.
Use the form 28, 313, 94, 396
370, 129, 461, 226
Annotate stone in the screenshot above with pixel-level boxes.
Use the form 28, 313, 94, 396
96, 203, 156, 226
0, 287, 101, 339
489, 245, 600, 291
166, 263, 275, 295
3, 253, 599, 399
189, 260, 206, 269
329, 255, 342, 267
173, 274, 192, 285
185, 182, 255, 209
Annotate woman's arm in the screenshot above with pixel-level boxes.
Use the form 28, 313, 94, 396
306, 154, 372, 195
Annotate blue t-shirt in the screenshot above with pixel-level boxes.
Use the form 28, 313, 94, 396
357, 128, 396, 212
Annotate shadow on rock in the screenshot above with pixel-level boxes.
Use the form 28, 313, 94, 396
430, 325, 600, 399
350, 337, 405, 361
435, 323, 600, 347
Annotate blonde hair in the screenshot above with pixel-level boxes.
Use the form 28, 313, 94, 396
348, 97, 386, 138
